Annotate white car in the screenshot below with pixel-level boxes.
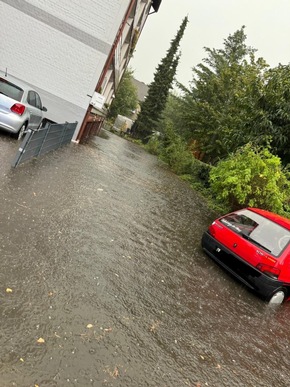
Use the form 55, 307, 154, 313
0, 71, 47, 139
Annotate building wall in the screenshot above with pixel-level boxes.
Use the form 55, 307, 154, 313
0, 0, 131, 133
102, 0, 151, 106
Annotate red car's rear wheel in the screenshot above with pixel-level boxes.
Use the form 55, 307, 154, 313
268, 289, 286, 305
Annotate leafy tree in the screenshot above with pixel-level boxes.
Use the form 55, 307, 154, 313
258, 64, 290, 162
177, 26, 269, 163
107, 68, 138, 119
209, 143, 290, 214
132, 17, 188, 141
159, 92, 185, 135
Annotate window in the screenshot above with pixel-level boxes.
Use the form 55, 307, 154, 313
0, 78, 23, 101
27, 91, 36, 107
220, 213, 258, 235
35, 93, 42, 110
221, 209, 290, 257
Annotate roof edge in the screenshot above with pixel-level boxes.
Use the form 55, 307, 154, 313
152, 0, 162, 12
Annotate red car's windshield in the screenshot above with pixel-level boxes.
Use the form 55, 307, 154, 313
220, 209, 290, 257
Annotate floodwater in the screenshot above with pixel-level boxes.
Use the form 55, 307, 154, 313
0, 130, 290, 387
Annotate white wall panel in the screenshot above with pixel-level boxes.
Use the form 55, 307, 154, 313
0, 0, 152, 138
25, 0, 129, 44
0, 3, 106, 108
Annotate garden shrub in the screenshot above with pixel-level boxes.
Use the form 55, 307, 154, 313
209, 143, 290, 215
155, 123, 193, 175
160, 137, 194, 175
145, 135, 162, 155
190, 159, 212, 187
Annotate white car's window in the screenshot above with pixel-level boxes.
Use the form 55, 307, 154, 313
27, 91, 37, 107
35, 92, 42, 110
0, 78, 23, 101
220, 209, 290, 257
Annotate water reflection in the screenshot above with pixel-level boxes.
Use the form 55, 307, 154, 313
0, 132, 289, 386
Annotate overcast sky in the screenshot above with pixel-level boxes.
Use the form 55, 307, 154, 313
130, 0, 290, 86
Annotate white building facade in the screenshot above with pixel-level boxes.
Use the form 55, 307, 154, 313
0, 0, 161, 141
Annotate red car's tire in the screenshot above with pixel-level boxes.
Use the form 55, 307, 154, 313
268, 289, 286, 305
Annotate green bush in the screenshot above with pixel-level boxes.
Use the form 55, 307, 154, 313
145, 135, 162, 155
160, 136, 194, 175
190, 159, 212, 187
209, 143, 290, 215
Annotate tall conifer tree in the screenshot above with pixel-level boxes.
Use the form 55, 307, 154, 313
132, 16, 188, 141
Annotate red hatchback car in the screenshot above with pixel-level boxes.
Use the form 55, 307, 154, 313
202, 208, 290, 304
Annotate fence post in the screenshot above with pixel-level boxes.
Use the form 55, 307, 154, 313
37, 124, 51, 157
11, 129, 34, 168
60, 122, 68, 145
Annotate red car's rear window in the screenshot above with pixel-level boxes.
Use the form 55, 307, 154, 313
220, 209, 290, 257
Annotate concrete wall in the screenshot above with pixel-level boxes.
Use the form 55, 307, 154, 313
0, 0, 130, 134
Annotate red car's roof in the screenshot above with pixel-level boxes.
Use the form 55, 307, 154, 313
248, 207, 290, 230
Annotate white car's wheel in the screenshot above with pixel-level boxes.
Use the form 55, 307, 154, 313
17, 123, 27, 140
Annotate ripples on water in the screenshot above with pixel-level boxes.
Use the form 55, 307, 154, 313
0, 132, 290, 386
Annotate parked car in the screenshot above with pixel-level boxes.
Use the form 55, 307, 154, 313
201, 208, 290, 304
0, 71, 47, 140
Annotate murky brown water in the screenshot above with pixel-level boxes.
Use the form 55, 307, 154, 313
0, 130, 290, 387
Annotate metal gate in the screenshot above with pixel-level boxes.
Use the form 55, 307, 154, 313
12, 121, 77, 168
80, 118, 104, 144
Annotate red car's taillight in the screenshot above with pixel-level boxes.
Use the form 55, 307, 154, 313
10, 103, 25, 115
256, 263, 280, 279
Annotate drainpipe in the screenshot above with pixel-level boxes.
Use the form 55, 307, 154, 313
76, 0, 138, 143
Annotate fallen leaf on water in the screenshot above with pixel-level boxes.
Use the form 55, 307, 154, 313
37, 337, 45, 344
86, 324, 93, 329
149, 320, 160, 333
6, 288, 13, 293
112, 366, 119, 378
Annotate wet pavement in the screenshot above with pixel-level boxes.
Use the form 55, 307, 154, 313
0, 130, 290, 387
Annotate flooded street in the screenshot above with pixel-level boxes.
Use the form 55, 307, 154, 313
0, 131, 290, 387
